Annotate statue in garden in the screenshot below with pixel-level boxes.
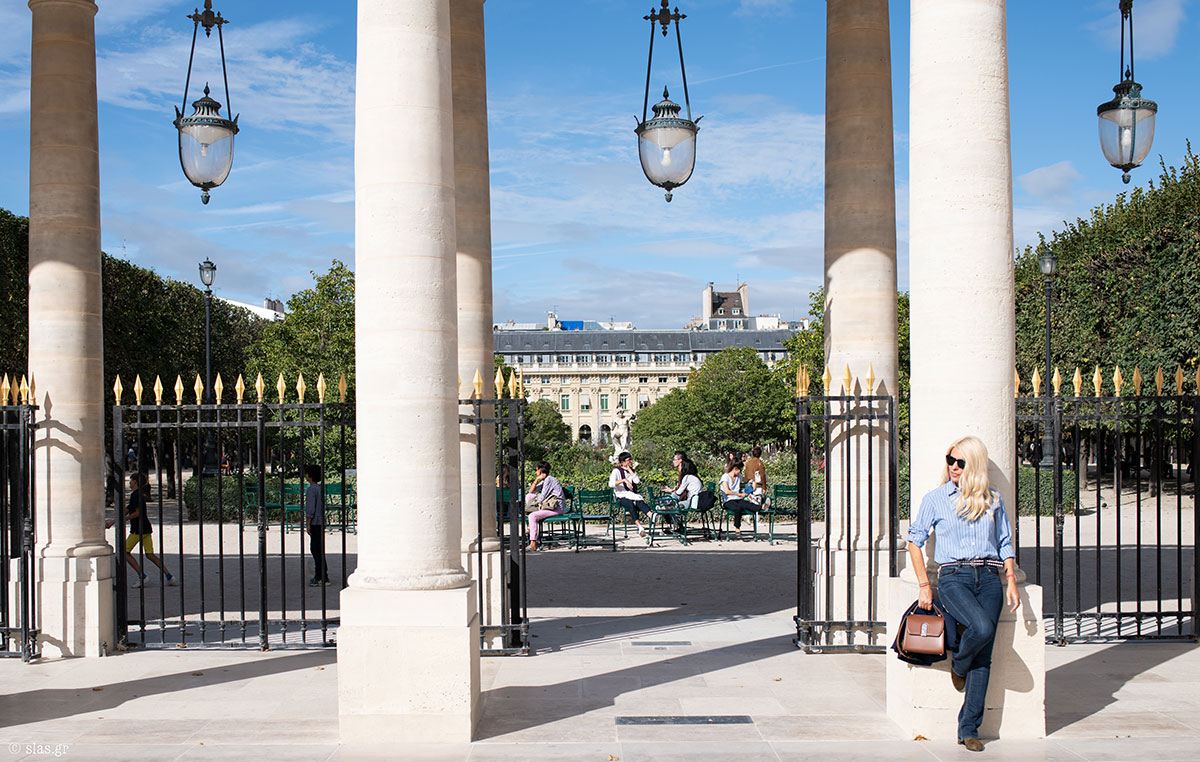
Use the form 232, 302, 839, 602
610, 408, 631, 463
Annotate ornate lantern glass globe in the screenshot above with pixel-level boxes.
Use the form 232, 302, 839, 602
1037, 251, 1057, 276
1098, 81, 1156, 184
636, 88, 699, 202
198, 259, 217, 288
175, 84, 239, 204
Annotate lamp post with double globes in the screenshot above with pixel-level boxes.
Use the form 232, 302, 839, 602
199, 259, 218, 475
1038, 250, 1057, 470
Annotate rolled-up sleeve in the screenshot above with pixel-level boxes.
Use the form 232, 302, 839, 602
995, 497, 1015, 560
908, 494, 934, 547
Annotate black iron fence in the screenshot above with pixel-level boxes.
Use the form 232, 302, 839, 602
794, 389, 899, 653
111, 373, 353, 650
460, 393, 529, 655
1016, 386, 1199, 643
1, 386, 38, 661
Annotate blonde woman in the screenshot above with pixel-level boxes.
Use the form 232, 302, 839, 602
906, 436, 1019, 753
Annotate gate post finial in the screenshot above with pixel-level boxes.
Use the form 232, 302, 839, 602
1031, 367, 1042, 397
1073, 367, 1083, 397
494, 366, 505, 399
1113, 366, 1124, 397
1155, 367, 1164, 396
1131, 367, 1143, 396
236, 374, 246, 404
276, 373, 286, 404
1093, 366, 1103, 396
194, 374, 204, 406
296, 373, 306, 403
215, 373, 225, 405
1052, 368, 1062, 396
317, 373, 326, 404
1175, 366, 1185, 395
133, 375, 144, 405
822, 365, 832, 393
19, 375, 29, 405
338, 374, 348, 403
174, 375, 185, 406
255, 373, 265, 403
111, 375, 121, 406
1014, 367, 1021, 397
153, 375, 164, 406
865, 364, 876, 395
842, 364, 853, 395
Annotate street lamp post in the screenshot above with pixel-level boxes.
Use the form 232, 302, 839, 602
1097, 0, 1157, 184
1038, 250, 1057, 470
199, 259, 218, 475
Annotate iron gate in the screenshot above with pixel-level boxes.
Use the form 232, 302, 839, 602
1016, 387, 1199, 643
1, 388, 38, 661
794, 390, 899, 652
111, 374, 354, 650
460, 392, 529, 655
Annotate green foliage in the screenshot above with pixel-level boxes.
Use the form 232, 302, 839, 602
246, 261, 355, 399
0, 210, 28, 377
632, 346, 793, 458
1015, 466, 1079, 516
1015, 147, 1200, 382
523, 398, 570, 464
182, 475, 252, 522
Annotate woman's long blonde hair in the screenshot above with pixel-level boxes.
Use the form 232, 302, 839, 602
943, 435, 998, 521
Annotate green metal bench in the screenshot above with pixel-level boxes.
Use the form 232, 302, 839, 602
574, 488, 617, 551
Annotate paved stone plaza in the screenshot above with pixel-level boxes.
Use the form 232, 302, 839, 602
2, 536, 1198, 761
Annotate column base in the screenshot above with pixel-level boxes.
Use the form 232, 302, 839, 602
463, 548, 506, 651
338, 584, 480, 743
812, 546, 893, 648
36, 551, 115, 659
885, 575, 1045, 740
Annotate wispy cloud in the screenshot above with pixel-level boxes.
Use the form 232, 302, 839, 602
1087, 0, 1188, 60
1018, 160, 1084, 204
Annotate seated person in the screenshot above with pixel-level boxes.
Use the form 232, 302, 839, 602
662, 457, 703, 534
743, 446, 767, 500
525, 461, 564, 551
720, 461, 760, 537
610, 452, 648, 537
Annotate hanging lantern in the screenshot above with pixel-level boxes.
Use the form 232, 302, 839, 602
1097, 0, 1157, 184
635, 1, 702, 203
175, 1, 239, 204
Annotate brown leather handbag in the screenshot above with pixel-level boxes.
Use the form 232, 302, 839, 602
902, 608, 946, 655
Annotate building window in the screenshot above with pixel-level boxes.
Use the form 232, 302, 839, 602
580, 376, 590, 384
718, 308, 724, 315
638, 394, 651, 408
557, 354, 571, 362
599, 424, 611, 444
732, 308, 740, 315
677, 376, 687, 383
581, 394, 592, 411
560, 395, 570, 412
598, 376, 609, 383
600, 394, 609, 411
576, 355, 590, 364
639, 376, 649, 384
673, 354, 687, 362
619, 375, 629, 383
561, 376, 570, 384
618, 394, 628, 410
540, 376, 550, 384
658, 376, 668, 383
596, 354, 611, 363
654, 353, 670, 362
615, 354, 630, 363
578, 424, 592, 442
737, 321, 743, 328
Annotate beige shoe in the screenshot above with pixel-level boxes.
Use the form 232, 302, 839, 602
958, 737, 984, 752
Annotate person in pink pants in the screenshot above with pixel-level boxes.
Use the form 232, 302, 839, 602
525, 461, 564, 551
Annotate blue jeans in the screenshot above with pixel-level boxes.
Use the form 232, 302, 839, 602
937, 564, 1003, 740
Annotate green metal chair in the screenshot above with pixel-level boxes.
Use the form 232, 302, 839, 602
537, 486, 581, 550
718, 491, 763, 541
762, 484, 797, 544
575, 489, 617, 551
646, 492, 690, 546
324, 482, 357, 534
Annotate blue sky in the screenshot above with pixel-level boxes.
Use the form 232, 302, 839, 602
0, 0, 1194, 328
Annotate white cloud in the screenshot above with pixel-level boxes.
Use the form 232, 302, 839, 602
1017, 160, 1084, 204
1088, 0, 1188, 60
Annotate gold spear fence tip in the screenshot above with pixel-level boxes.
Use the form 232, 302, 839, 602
1031, 367, 1043, 397
154, 375, 164, 406
1194, 365, 1200, 396
1155, 367, 1165, 396
133, 375, 144, 405
1093, 366, 1103, 396
296, 373, 306, 403
472, 369, 483, 399
236, 374, 246, 405
797, 366, 811, 397
1132, 367, 1143, 396
194, 374, 204, 406
19, 375, 29, 405
1175, 366, 1185, 395
338, 374, 347, 403
842, 364, 853, 395
518, 368, 525, 397
1013, 368, 1021, 398
28, 376, 34, 405
174, 375, 185, 406
494, 366, 504, 396
255, 373, 265, 403
1113, 366, 1124, 397
1052, 367, 1063, 396
822, 365, 833, 393
111, 375, 122, 405
865, 364, 876, 395
317, 373, 326, 404
215, 373, 225, 405
276, 373, 286, 404
508, 370, 518, 398
1072, 367, 1083, 397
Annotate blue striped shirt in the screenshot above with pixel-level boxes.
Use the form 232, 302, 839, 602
908, 481, 1014, 564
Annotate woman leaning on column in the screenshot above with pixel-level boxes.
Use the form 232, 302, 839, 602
906, 435, 1020, 752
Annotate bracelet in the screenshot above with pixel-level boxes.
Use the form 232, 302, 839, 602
919, 582, 930, 588
1006, 573, 1016, 579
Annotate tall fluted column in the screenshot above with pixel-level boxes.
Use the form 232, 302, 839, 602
819, 0, 899, 646
28, 0, 113, 659
889, 0, 1044, 739
339, 0, 479, 743
452, 0, 503, 648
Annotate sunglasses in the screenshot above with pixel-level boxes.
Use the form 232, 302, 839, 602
945, 454, 966, 469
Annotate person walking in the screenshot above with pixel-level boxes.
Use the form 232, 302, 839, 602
106, 472, 175, 587
305, 465, 330, 586
906, 435, 1020, 752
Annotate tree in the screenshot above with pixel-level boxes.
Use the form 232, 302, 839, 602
523, 398, 570, 463
0, 210, 28, 379
1015, 147, 1200, 381
246, 261, 355, 400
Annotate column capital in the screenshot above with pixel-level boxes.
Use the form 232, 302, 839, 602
29, 0, 98, 14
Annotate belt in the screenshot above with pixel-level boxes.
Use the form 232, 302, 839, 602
941, 558, 1004, 570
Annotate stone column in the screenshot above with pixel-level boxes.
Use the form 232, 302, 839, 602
28, 0, 113, 659
891, 0, 1044, 739
451, 0, 503, 647
339, 0, 479, 743
819, 0, 898, 647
